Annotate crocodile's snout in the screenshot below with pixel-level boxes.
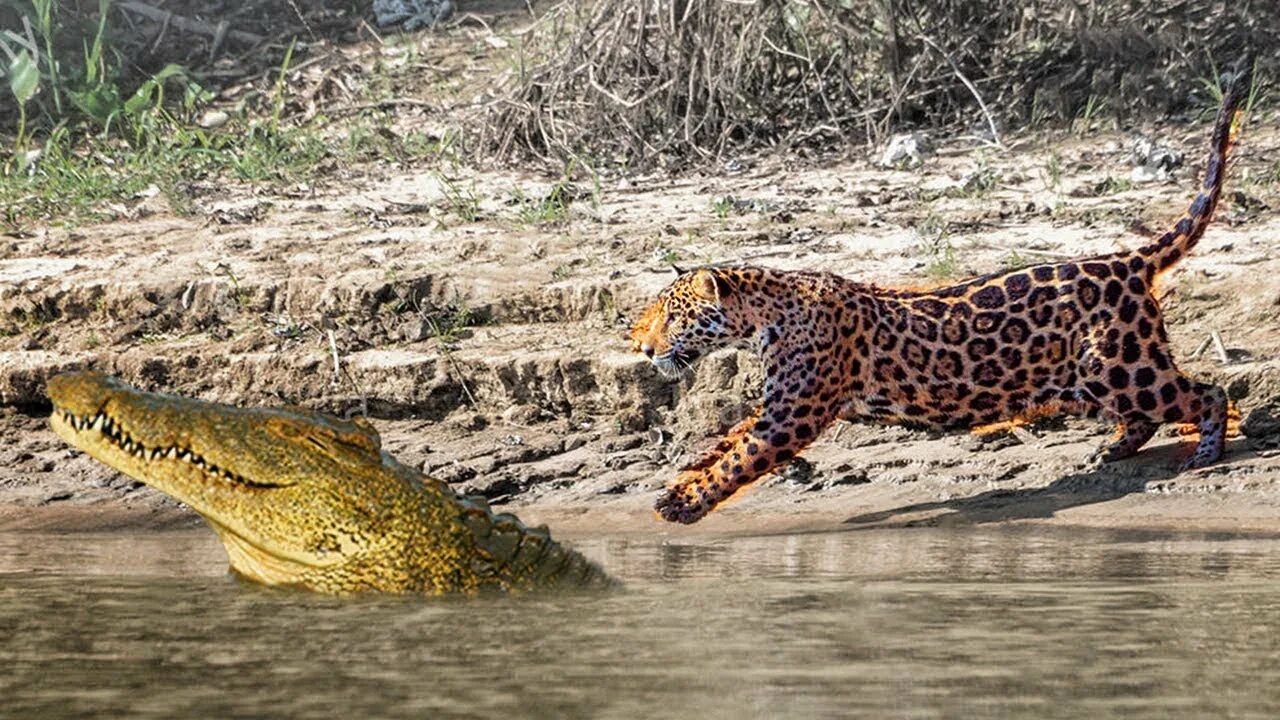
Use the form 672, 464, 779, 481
46, 370, 119, 417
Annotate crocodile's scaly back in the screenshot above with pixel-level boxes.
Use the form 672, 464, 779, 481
47, 372, 612, 595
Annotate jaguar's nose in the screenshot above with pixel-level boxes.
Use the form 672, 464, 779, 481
640, 343, 655, 359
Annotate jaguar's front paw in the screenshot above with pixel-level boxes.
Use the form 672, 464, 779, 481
654, 483, 711, 524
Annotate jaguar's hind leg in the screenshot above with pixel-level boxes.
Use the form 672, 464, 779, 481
1086, 363, 1228, 470
1172, 380, 1229, 469
1100, 418, 1159, 462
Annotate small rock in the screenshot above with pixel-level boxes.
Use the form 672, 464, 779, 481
832, 470, 870, 486
879, 133, 932, 169
41, 491, 74, 504
562, 435, 588, 453
1128, 134, 1182, 184
472, 475, 523, 501
110, 322, 143, 345
198, 110, 230, 129
1243, 406, 1280, 438
446, 413, 488, 432
501, 405, 540, 426
603, 452, 649, 471
373, 0, 455, 30
781, 457, 814, 484
603, 435, 644, 453
18, 148, 42, 169
1227, 377, 1251, 401
615, 409, 650, 433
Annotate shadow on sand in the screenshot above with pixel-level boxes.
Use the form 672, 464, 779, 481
843, 439, 1255, 529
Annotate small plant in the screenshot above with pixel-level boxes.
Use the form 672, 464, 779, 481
427, 297, 487, 345
957, 151, 1001, 198
1003, 250, 1029, 271
12, 305, 55, 331
229, 120, 329, 183
511, 185, 569, 224
436, 173, 481, 222
1072, 94, 1111, 136
710, 196, 733, 220
5, 49, 39, 152
403, 129, 457, 162
1096, 176, 1133, 195
1041, 151, 1063, 192
215, 264, 251, 308
915, 213, 959, 280
925, 239, 959, 280
512, 175, 574, 224
1198, 56, 1267, 121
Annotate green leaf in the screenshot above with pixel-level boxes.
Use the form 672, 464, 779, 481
150, 64, 187, 84
124, 64, 187, 117
68, 85, 122, 122
123, 82, 155, 117
8, 49, 39, 105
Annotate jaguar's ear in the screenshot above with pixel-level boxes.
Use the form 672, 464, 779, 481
696, 269, 735, 301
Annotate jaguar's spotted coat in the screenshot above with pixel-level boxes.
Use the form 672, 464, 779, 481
630, 70, 1247, 524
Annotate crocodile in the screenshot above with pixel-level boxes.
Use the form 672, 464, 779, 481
47, 371, 613, 595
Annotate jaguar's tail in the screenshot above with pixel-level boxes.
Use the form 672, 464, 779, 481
1138, 60, 1249, 275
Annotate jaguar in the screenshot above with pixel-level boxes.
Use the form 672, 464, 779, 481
630, 68, 1247, 524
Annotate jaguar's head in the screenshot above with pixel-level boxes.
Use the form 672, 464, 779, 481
629, 267, 741, 378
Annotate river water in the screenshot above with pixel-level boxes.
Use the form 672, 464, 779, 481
2, 525, 1280, 718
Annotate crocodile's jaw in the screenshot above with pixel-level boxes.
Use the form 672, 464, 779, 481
48, 407, 344, 582
45, 372, 394, 591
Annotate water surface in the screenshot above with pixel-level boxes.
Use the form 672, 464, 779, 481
3, 526, 1280, 718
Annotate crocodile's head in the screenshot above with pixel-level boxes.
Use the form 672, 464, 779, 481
47, 371, 477, 594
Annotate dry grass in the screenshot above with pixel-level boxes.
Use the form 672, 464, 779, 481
479, 0, 1280, 172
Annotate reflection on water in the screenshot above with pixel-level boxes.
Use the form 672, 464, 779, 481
4, 526, 1280, 718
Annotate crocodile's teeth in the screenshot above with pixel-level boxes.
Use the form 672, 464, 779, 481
91, 414, 106, 431
166, 447, 178, 459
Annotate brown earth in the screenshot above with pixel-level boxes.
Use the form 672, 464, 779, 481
3, 20, 1280, 539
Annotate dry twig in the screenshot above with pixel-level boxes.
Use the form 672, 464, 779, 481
117, 1, 265, 46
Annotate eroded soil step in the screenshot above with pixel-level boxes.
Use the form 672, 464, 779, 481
0, 259, 652, 346
0, 321, 764, 425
